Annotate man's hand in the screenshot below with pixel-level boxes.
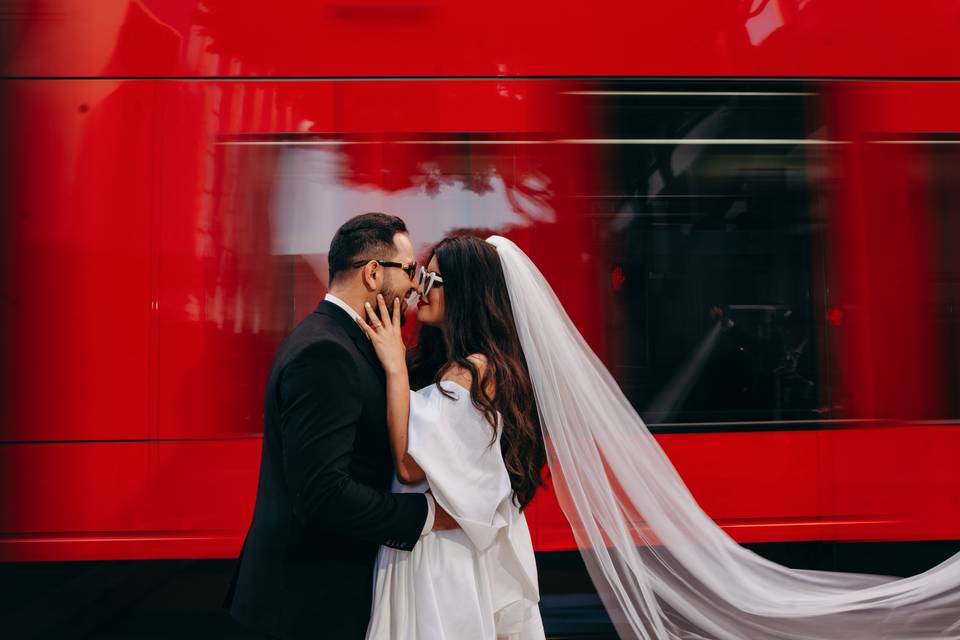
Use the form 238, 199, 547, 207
432, 502, 459, 531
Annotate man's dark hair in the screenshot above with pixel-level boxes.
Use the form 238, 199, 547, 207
328, 212, 408, 284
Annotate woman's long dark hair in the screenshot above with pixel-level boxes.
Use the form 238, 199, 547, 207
407, 235, 546, 509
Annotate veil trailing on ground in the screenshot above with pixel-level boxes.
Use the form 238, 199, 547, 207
486, 235, 960, 640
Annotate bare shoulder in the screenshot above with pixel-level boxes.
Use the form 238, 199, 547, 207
466, 353, 488, 372
441, 353, 492, 393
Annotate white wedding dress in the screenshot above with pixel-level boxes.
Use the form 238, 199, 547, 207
365, 380, 545, 640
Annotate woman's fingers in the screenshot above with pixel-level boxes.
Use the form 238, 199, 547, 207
364, 301, 380, 327
361, 295, 402, 340
364, 301, 386, 343
376, 294, 391, 330
355, 314, 372, 338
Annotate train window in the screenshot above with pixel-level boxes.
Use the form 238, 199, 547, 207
577, 82, 828, 427
223, 81, 956, 431
929, 143, 960, 419
230, 82, 832, 430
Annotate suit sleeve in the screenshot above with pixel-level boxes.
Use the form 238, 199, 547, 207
278, 341, 428, 550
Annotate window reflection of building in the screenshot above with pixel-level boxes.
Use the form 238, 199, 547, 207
270, 144, 555, 280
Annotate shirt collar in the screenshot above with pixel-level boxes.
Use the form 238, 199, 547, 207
323, 292, 362, 324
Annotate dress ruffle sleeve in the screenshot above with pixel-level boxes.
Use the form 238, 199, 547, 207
407, 381, 512, 552
365, 380, 544, 639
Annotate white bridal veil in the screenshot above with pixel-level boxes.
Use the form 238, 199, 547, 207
486, 235, 960, 640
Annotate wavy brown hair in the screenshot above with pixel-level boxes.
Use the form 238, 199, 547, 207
407, 235, 546, 509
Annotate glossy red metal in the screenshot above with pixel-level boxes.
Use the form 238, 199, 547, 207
818, 82, 960, 543
3, 0, 960, 78
2, 3, 960, 562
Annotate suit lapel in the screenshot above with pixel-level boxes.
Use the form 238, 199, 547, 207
315, 300, 384, 377
349, 328, 383, 376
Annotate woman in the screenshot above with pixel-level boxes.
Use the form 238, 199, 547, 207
358, 235, 546, 640
360, 234, 960, 640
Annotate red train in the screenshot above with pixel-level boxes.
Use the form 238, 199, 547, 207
2, 1, 960, 567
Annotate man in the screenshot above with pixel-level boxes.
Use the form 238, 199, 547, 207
228, 212, 456, 639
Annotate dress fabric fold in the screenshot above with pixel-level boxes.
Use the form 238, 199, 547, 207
365, 380, 545, 640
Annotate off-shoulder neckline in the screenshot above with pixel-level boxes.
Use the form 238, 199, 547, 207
436, 379, 470, 395
425, 380, 503, 425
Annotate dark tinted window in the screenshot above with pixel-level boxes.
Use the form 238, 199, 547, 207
581, 83, 827, 426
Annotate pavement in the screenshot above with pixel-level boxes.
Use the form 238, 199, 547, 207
2, 557, 617, 639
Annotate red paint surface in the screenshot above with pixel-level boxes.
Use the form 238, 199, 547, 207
2, 3, 960, 562
3, 0, 960, 78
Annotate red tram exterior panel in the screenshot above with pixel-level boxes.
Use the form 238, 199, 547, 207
2, 1, 959, 561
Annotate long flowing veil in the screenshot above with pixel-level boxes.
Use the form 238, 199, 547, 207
486, 235, 960, 640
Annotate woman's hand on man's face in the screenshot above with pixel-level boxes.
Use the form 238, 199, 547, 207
357, 293, 407, 376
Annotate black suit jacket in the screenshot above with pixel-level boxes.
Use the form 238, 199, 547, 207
227, 300, 428, 639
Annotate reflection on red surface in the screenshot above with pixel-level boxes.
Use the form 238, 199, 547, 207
2, 4, 960, 562
0, 74, 605, 560
823, 83, 951, 421
827, 308, 844, 327
610, 267, 625, 293
3, 0, 960, 77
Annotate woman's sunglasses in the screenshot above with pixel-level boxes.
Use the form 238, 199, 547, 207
416, 265, 444, 297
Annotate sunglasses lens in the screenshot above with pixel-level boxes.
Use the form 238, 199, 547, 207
415, 266, 441, 296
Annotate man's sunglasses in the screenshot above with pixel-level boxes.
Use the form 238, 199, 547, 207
416, 265, 444, 297
351, 259, 417, 280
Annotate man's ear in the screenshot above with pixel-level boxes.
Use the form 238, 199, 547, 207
361, 262, 379, 291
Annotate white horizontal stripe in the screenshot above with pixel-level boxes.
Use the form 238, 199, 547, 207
218, 138, 844, 146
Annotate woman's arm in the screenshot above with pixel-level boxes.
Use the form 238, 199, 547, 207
384, 361, 426, 484
358, 294, 426, 484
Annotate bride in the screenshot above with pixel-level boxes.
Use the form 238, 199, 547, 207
357, 234, 960, 640
359, 235, 545, 639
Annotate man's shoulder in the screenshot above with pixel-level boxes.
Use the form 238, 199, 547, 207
274, 312, 354, 371
291, 308, 348, 341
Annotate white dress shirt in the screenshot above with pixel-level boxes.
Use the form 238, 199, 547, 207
323, 293, 436, 537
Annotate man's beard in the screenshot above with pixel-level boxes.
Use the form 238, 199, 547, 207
377, 286, 411, 326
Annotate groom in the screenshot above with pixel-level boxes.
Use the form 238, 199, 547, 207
227, 213, 456, 639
